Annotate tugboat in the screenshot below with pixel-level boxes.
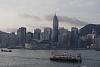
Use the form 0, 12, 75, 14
1, 49, 12, 52
50, 52, 82, 63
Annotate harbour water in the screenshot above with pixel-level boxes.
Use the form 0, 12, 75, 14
0, 49, 100, 67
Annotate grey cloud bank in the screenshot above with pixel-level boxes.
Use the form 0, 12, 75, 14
0, 0, 99, 32
20, 13, 42, 21
45, 15, 89, 26
21, 13, 89, 26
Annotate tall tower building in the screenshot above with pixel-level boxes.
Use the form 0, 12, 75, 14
26, 32, 33, 43
52, 13, 59, 42
17, 27, 26, 47
33, 28, 41, 40
58, 28, 70, 49
44, 27, 52, 41
70, 27, 79, 48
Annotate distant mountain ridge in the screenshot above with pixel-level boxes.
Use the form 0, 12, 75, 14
80, 24, 100, 36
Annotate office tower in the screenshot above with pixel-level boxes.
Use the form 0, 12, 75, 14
70, 27, 79, 48
40, 32, 45, 41
26, 32, 33, 43
86, 29, 96, 48
0, 31, 9, 48
44, 27, 52, 41
95, 35, 100, 48
33, 28, 41, 40
52, 13, 59, 42
8, 32, 18, 48
17, 27, 26, 47
58, 28, 70, 49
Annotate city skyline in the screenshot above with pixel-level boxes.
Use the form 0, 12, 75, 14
0, 14, 99, 49
0, 0, 99, 66
0, 0, 99, 32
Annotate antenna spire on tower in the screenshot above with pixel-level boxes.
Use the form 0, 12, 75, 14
54, 11, 56, 16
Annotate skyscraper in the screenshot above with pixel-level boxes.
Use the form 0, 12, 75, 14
58, 28, 70, 49
17, 27, 26, 47
8, 32, 17, 48
33, 28, 41, 40
44, 27, 52, 41
26, 32, 33, 43
70, 27, 79, 48
52, 13, 59, 42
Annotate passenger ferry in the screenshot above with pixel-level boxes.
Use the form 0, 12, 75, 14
50, 52, 82, 63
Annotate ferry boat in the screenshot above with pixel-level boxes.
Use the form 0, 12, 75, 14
50, 52, 82, 63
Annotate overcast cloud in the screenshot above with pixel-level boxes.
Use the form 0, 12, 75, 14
0, 0, 99, 32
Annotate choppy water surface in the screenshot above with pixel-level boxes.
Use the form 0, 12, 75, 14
0, 49, 99, 67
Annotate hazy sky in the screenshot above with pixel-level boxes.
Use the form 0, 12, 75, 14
0, 0, 100, 32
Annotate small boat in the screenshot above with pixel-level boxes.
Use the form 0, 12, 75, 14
78, 66, 87, 67
50, 52, 82, 63
95, 48, 100, 51
1, 49, 12, 52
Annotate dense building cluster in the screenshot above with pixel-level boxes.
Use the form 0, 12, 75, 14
0, 14, 99, 49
